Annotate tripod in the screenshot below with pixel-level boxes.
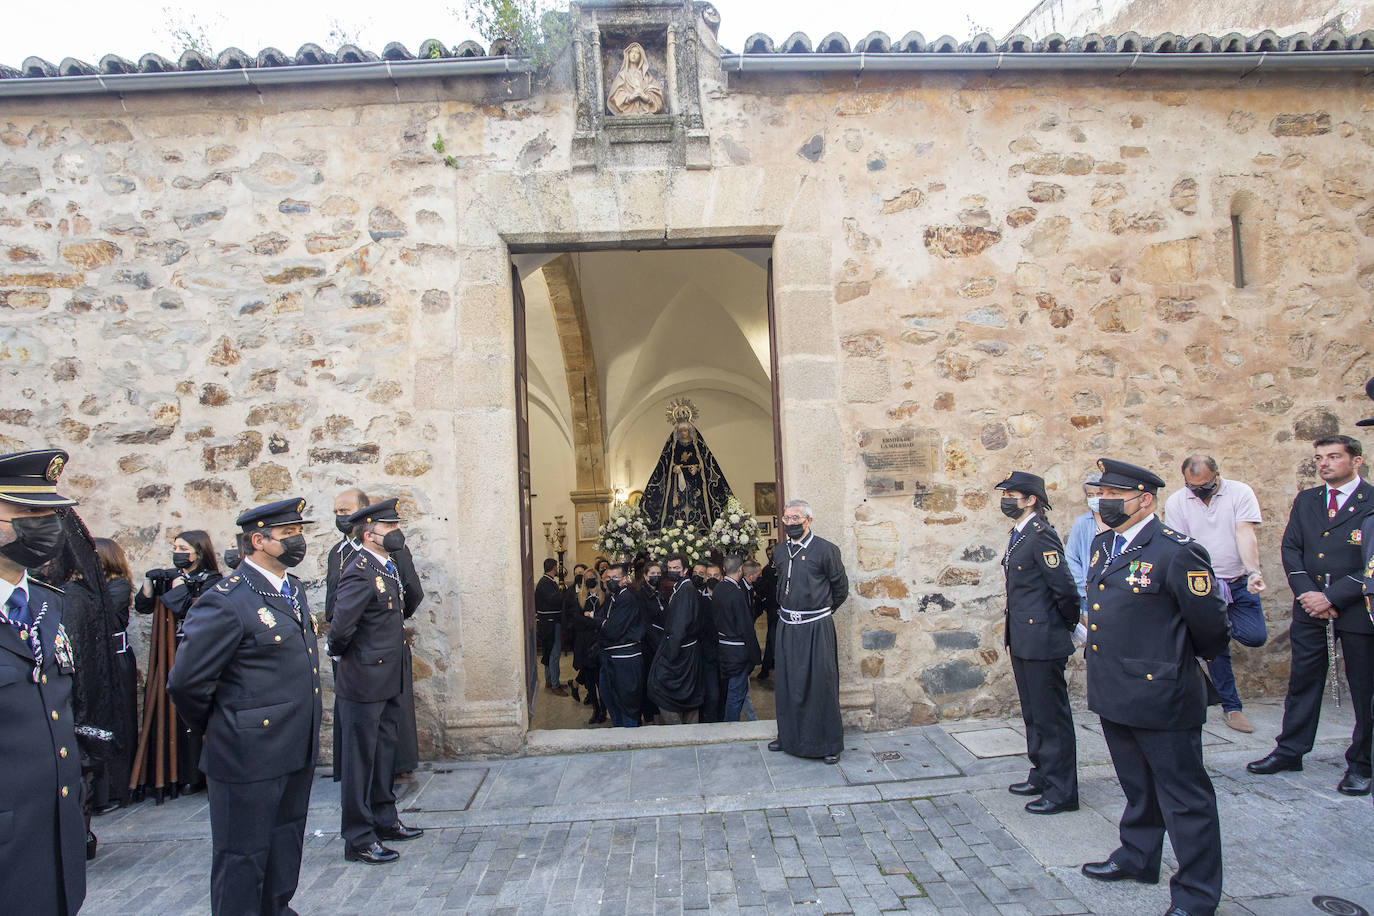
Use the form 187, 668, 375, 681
128, 592, 179, 803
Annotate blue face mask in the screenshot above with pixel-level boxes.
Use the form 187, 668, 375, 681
1086, 497, 1101, 513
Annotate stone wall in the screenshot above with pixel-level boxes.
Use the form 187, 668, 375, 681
1, 60, 1370, 750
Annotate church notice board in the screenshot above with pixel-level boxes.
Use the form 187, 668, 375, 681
859, 427, 940, 497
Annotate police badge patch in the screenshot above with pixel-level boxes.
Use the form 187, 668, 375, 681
1043, 551, 1061, 568
258, 608, 277, 628
1187, 571, 1212, 597
1091, 549, 1100, 566
1351, 529, 1362, 545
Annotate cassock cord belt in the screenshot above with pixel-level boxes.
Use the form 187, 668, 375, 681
778, 606, 833, 625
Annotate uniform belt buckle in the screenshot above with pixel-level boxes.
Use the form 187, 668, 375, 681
789, 611, 803, 623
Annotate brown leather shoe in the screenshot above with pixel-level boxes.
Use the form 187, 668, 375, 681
549, 686, 569, 697
1224, 710, 1253, 733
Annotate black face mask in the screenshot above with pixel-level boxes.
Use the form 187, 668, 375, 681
691, 574, 705, 589
646, 575, 661, 587
172, 550, 194, 569
335, 516, 354, 536
999, 497, 1024, 520
0, 514, 66, 570
270, 534, 307, 568
381, 529, 406, 553
1097, 497, 1137, 529
574, 573, 584, 587
665, 568, 683, 581
1188, 481, 1218, 500
784, 522, 805, 540
604, 577, 620, 592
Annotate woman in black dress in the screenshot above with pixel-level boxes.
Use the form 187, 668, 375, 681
92, 538, 139, 813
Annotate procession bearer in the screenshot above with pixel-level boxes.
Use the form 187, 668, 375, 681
995, 471, 1081, 815
1079, 459, 1229, 916
0, 448, 85, 915
168, 497, 323, 916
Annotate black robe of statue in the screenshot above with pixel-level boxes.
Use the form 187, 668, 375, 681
640, 426, 734, 532
647, 579, 704, 713
599, 587, 646, 722
772, 532, 849, 758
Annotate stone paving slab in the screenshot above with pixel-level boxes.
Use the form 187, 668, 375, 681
80, 696, 1374, 914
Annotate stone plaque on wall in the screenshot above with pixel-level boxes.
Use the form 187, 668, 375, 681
859, 428, 941, 498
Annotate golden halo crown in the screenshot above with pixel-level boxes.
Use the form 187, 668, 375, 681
665, 397, 699, 426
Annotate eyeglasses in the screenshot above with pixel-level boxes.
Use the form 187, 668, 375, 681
780, 515, 805, 523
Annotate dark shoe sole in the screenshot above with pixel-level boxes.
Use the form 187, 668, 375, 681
1025, 800, 1079, 814
1246, 756, 1302, 774
1081, 865, 1159, 884
344, 850, 400, 864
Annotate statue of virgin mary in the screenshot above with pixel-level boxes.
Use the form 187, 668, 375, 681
640, 398, 734, 533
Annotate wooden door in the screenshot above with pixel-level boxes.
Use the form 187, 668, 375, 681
512, 263, 538, 717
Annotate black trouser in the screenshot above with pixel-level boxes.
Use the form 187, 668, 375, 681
207, 764, 313, 916
337, 693, 402, 848
1010, 654, 1078, 805
1276, 619, 1374, 775
1100, 719, 1222, 915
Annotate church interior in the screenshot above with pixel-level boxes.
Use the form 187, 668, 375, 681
515, 247, 782, 729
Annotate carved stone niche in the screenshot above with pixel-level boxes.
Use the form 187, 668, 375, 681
571, 0, 715, 171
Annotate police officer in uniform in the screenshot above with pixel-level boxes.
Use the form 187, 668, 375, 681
1248, 431, 1374, 794
328, 498, 423, 864
0, 448, 85, 915
167, 497, 324, 916
995, 471, 1081, 814
1079, 459, 1230, 916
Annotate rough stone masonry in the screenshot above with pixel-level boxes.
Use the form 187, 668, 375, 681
0, 16, 1371, 755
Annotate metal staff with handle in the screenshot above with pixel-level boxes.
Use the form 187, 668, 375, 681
1323, 573, 1341, 708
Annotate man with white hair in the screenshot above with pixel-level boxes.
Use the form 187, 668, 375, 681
768, 498, 849, 764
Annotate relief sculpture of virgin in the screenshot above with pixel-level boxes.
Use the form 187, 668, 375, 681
606, 42, 665, 115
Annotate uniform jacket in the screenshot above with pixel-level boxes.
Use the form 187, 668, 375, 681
1084, 517, 1230, 730
167, 564, 322, 782
0, 580, 85, 915
1002, 515, 1080, 660
713, 577, 762, 678
324, 537, 360, 622
328, 548, 407, 703
1281, 479, 1374, 634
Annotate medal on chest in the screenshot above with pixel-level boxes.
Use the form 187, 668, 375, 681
1124, 561, 1152, 589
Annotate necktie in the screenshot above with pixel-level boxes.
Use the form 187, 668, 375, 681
1328, 488, 1340, 518
385, 560, 398, 579
1008, 528, 1019, 549
5, 589, 31, 629
279, 580, 298, 613
1110, 534, 1126, 560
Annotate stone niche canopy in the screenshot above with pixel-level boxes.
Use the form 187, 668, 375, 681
571, 0, 714, 170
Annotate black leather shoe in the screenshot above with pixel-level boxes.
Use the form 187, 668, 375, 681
345, 842, 399, 864
86, 831, 97, 861
1025, 797, 1079, 814
1163, 907, 1193, 916
377, 822, 424, 841
1246, 751, 1302, 774
93, 800, 123, 816
767, 739, 782, 752
1008, 781, 1042, 796
823, 754, 840, 765
1081, 860, 1159, 884
1337, 772, 1372, 796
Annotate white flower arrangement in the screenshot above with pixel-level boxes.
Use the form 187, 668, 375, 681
652, 517, 710, 566
709, 495, 763, 557
594, 501, 651, 561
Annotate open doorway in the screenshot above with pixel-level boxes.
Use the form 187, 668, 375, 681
512, 246, 783, 731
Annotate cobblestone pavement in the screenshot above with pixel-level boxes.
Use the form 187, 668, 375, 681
83, 697, 1374, 915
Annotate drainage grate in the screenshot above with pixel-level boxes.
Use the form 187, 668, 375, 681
1313, 897, 1369, 916
873, 750, 904, 763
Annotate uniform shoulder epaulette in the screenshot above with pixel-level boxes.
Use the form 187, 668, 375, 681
1160, 527, 1192, 544
216, 574, 244, 593
1029, 518, 1044, 531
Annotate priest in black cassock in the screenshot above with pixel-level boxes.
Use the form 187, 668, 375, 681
769, 498, 849, 764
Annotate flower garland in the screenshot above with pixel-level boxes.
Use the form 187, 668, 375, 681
708, 495, 763, 557
594, 501, 651, 561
